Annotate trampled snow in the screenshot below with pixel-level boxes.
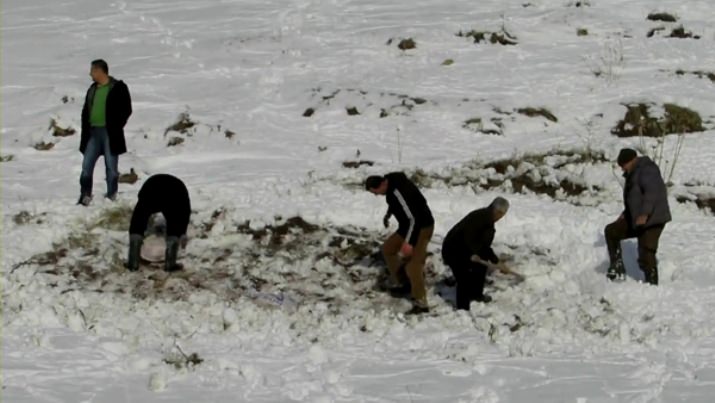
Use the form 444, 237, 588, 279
2, 0, 715, 402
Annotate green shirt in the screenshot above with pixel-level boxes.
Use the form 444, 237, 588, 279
89, 84, 110, 127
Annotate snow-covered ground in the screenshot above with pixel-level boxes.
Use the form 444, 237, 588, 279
3, 0, 715, 401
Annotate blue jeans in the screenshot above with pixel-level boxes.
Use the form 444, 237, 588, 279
79, 127, 119, 197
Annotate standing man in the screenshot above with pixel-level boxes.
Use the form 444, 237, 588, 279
442, 197, 509, 311
366, 172, 435, 314
78, 59, 132, 206
126, 174, 191, 272
605, 148, 671, 285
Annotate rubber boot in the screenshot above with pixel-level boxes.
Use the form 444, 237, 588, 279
164, 236, 183, 272
607, 247, 626, 281
643, 266, 658, 286
125, 234, 143, 271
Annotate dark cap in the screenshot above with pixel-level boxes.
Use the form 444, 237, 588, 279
617, 148, 637, 166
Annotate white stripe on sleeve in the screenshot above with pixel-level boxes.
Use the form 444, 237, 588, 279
394, 189, 415, 242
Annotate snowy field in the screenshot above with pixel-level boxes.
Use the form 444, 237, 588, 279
3, 0, 715, 401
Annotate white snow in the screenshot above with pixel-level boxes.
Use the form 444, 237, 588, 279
3, 0, 715, 402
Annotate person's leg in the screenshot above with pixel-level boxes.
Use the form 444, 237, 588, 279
637, 225, 665, 285
164, 208, 190, 238
98, 128, 119, 198
127, 199, 153, 271
452, 264, 472, 310
405, 226, 433, 308
383, 232, 405, 285
79, 130, 102, 201
129, 198, 153, 237
604, 218, 633, 280
164, 207, 191, 272
470, 261, 490, 302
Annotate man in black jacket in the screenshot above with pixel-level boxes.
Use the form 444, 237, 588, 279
366, 173, 435, 314
605, 148, 671, 285
126, 174, 191, 272
78, 59, 132, 206
442, 197, 509, 310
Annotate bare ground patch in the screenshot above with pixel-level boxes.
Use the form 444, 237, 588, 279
611, 103, 704, 138
9, 210, 448, 316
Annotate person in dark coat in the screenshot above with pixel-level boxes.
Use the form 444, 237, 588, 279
442, 197, 509, 310
366, 172, 435, 314
605, 148, 671, 285
78, 59, 132, 206
126, 174, 191, 272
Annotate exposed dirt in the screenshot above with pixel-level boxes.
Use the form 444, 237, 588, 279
647, 12, 677, 22
611, 103, 704, 137
34, 141, 55, 151
11, 212, 446, 316
165, 112, 196, 135
342, 160, 375, 169
49, 118, 76, 137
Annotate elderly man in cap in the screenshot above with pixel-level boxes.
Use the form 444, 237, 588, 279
442, 197, 510, 310
605, 148, 671, 285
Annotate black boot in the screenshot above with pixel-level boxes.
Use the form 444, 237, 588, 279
607, 247, 626, 281
406, 299, 429, 315
164, 236, 183, 272
388, 282, 411, 298
643, 266, 658, 285
475, 294, 492, 303
125, 234, 143, 271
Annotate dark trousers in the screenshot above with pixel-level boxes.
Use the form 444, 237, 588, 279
442, 244, 487, 311
605, 219, 665, 276
129, 199, 190, 238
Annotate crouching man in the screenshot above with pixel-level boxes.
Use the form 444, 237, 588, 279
366, 172, 435, 315
126, 174, 191, 272
442, 197, 509, 310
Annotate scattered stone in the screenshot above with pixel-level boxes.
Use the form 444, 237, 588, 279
167, 137, 185, 147
118, 168, 139, 184
303, 107, 315, 117
397, 38, 416, 50
34, 141, 55, 151
516, 107, 558, 122
647, 12, 677, 22
342, 160, 374, 169
669, 26, 699, 39
457, 29, 518, 46
675, 70, 715, 83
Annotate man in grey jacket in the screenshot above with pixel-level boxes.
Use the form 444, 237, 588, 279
605, 148, 671, 285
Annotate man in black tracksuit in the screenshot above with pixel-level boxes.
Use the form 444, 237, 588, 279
605, 148, 671, 285
366, 172, 435, 314
442, 197, 510, 310
126, 174, 191, 272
